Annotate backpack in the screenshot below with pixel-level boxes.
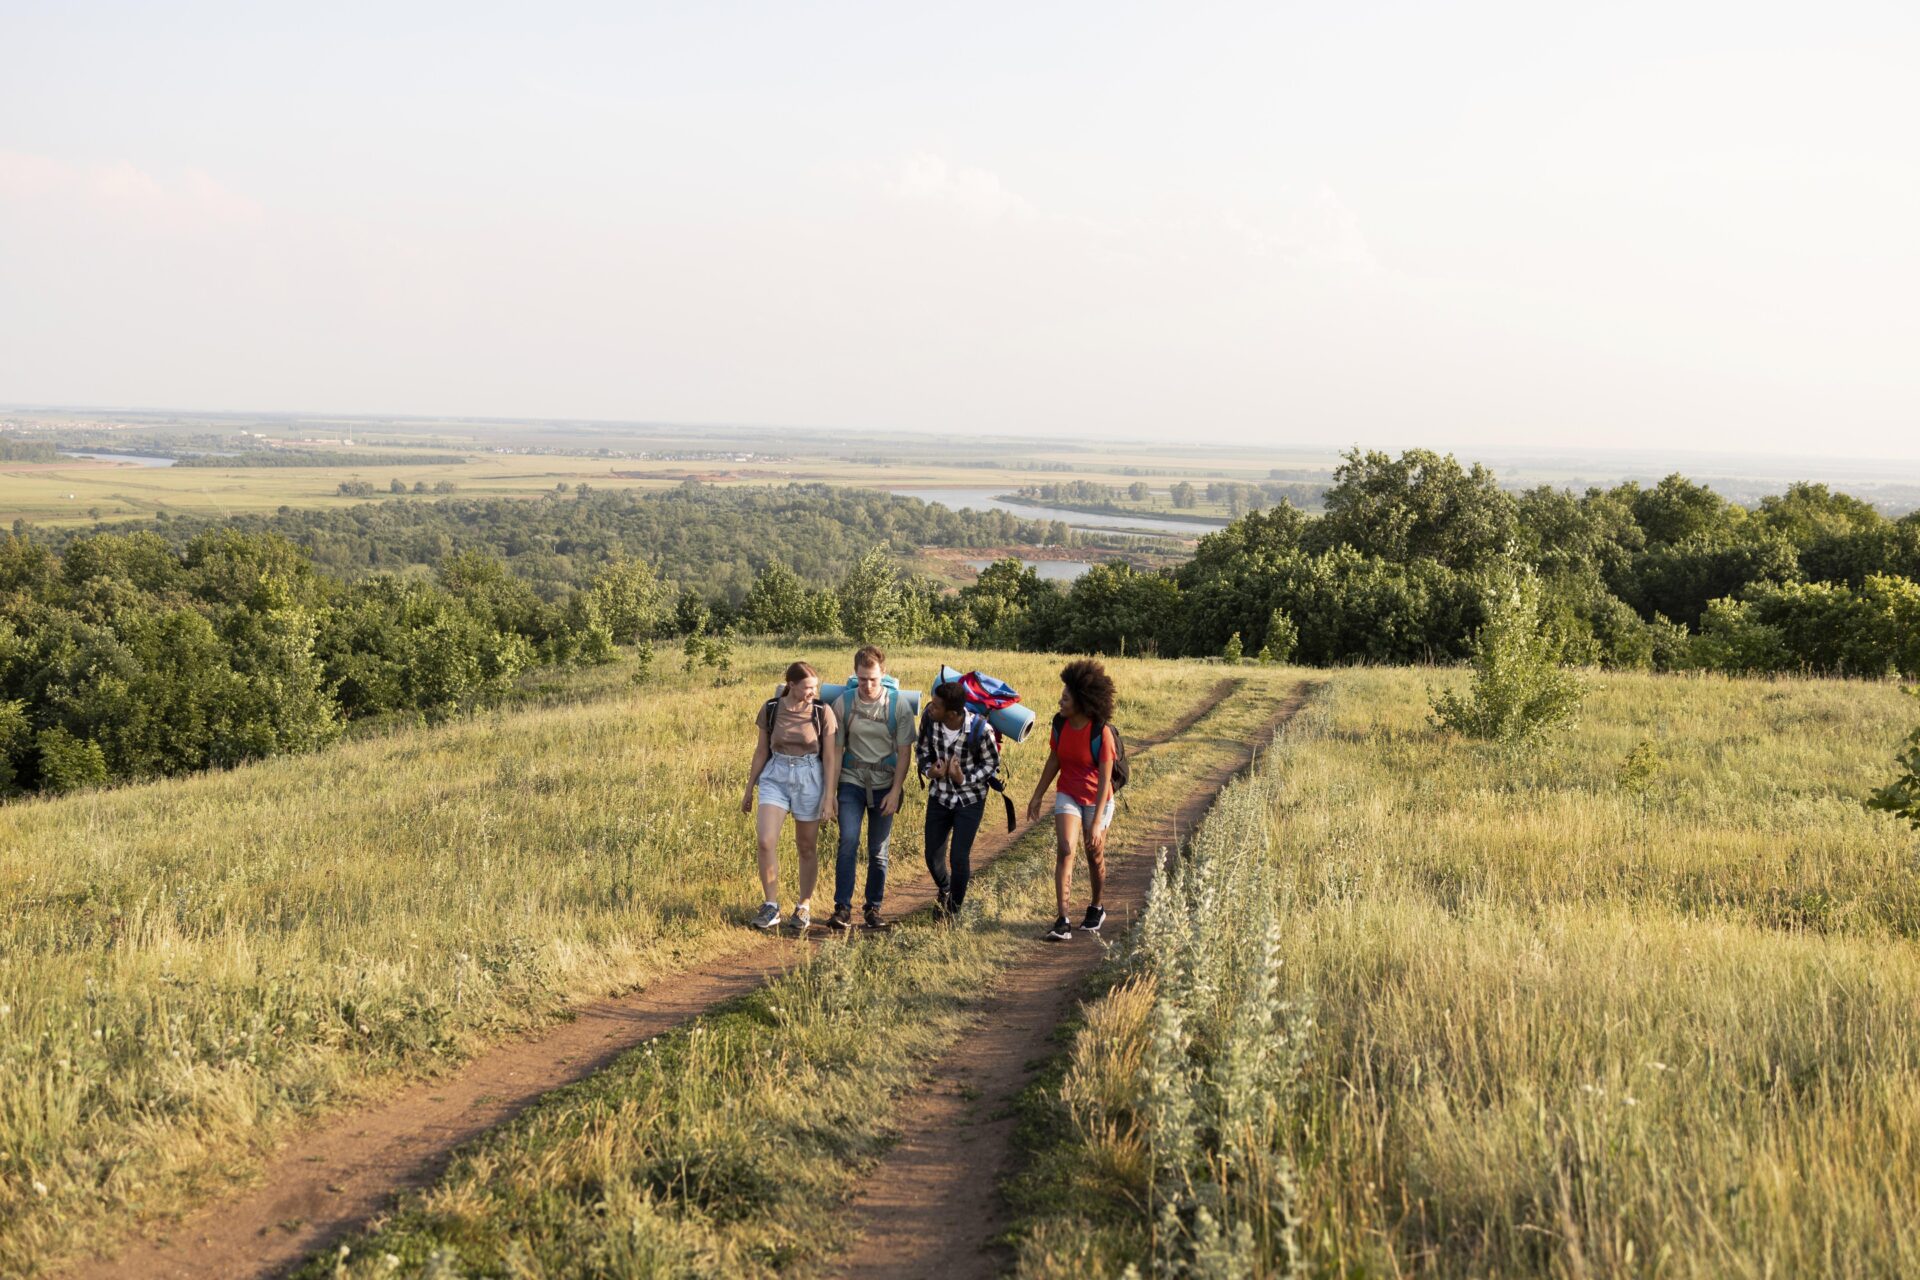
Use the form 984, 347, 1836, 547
967, 713, 1018, 832
761, 696, 827, 757
835, 676, 902, 770
1051, 713, 1130, 793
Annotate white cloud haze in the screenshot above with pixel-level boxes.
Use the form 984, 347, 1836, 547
1, 1, 1916, 459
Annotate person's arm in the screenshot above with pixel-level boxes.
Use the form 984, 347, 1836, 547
820, 709, 840, 809
742, 713, 771, 814
1088, 726, 1116, 850
915, 714, 934, 784
1027, 747, 1061, 820
882, 716, 912, 816
958, 723, 1000, 788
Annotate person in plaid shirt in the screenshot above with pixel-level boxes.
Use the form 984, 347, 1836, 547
916, 680, 1001, 919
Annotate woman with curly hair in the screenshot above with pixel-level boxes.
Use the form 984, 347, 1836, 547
1024, 658, 1118, 942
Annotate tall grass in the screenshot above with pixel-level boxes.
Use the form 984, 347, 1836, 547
1279, 670, 1919, 1276
0, 644, 1215, 1273
1014, 724, 1310, 1279
1017, 670, 1920, 1277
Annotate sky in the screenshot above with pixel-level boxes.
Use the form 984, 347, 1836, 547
2, 1, 1917, 459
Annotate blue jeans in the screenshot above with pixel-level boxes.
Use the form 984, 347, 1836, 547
924, 797, 987, 912
835, 781, 895, 909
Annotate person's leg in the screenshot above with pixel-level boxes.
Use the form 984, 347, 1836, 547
865, 792, 894, 908
1053, 811, 1083, 918
756, 803, 788, 903
924, 801, 955, 902
1083, 802, 1107, 908
793, 820, 820, 913
834, 782, 864, 911
946, 799, 986, 911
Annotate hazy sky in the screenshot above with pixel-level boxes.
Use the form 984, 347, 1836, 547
3, 1, 1916, 457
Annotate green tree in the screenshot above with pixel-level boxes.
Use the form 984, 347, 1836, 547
1317, 448, 1516, 572
585, 555, 667, 645
839, 547, 906, 645
0, 698, 29, 794
1169, 482, 1197, 509
1430, 571, 1585, 745
674, 589, 711, 637
1222, 631, 1244, 663
37, 727, 108, 794
1258, 609, 1298, 664
742, 560, 811, 635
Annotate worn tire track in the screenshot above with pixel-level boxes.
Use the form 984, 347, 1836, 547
836, 680, 1312, 1280
64, 679, 1244, 1279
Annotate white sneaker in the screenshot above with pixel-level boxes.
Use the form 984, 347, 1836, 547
790, 904, 812, 933
750, 901, 781, 931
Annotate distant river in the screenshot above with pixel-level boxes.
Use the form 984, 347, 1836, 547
59, 452, 177, 468
890, 487, 1226, 537
963, 558, 1095, 582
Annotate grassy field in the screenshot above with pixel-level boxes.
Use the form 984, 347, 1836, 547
1013, 669, 1920, 1277
295, 671, 1299, 1277
0, 643, 1227, 1274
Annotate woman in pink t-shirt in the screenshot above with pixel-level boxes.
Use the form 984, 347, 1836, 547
1024, 659, 1116, 942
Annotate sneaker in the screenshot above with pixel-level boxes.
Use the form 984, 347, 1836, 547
828, 905, 854, 932
935, 888, 951, 917
863, 904, 891, 931
1081, 905, 1107, 934
750, 901, 781, 931
790, 904, 812, 933
1043, 915, 1073, 942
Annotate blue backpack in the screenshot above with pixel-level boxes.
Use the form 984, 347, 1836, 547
836, 675, 903, 770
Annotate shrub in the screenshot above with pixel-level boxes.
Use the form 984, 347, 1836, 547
1431, 571, 1585, 744
37, 727, 108, 794
1867, 689, 1920, 831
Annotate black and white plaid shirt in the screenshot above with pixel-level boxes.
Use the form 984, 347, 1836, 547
917, 708, 1001, 810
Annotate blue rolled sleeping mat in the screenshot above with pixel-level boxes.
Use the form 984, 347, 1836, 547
816, 680, 922, 722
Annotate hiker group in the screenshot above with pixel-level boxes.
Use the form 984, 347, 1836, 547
742, 646, 1124, 942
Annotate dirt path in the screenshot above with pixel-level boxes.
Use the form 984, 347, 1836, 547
66, 679, 1243, 1280
837, 681, 1311, 1280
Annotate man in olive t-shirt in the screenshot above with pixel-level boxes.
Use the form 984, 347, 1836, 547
830, 645, 916, 930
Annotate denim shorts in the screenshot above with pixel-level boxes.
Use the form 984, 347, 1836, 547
1053, 792, 1115, 829
758, 753, 826, 821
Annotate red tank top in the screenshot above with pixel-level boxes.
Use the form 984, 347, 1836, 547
1052, 718, 1111, 805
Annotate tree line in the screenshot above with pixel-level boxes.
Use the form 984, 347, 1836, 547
5, 454, 1916, 798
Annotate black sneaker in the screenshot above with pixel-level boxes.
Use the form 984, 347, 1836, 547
1043, 915, 1073, 942
1081, 905, 1107, 934
935, 888, 951, 918
863, 904, 891, 931
828, 905, 854, 932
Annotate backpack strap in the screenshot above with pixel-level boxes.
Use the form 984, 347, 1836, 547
812, 701, 827, 756
839, 686, 902, 770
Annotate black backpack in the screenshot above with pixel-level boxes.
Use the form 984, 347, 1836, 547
1051, 714, 1130, 792
761, 696, 827, 755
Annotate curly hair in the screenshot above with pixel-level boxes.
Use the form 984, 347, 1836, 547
1059, 659, 1115, 722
